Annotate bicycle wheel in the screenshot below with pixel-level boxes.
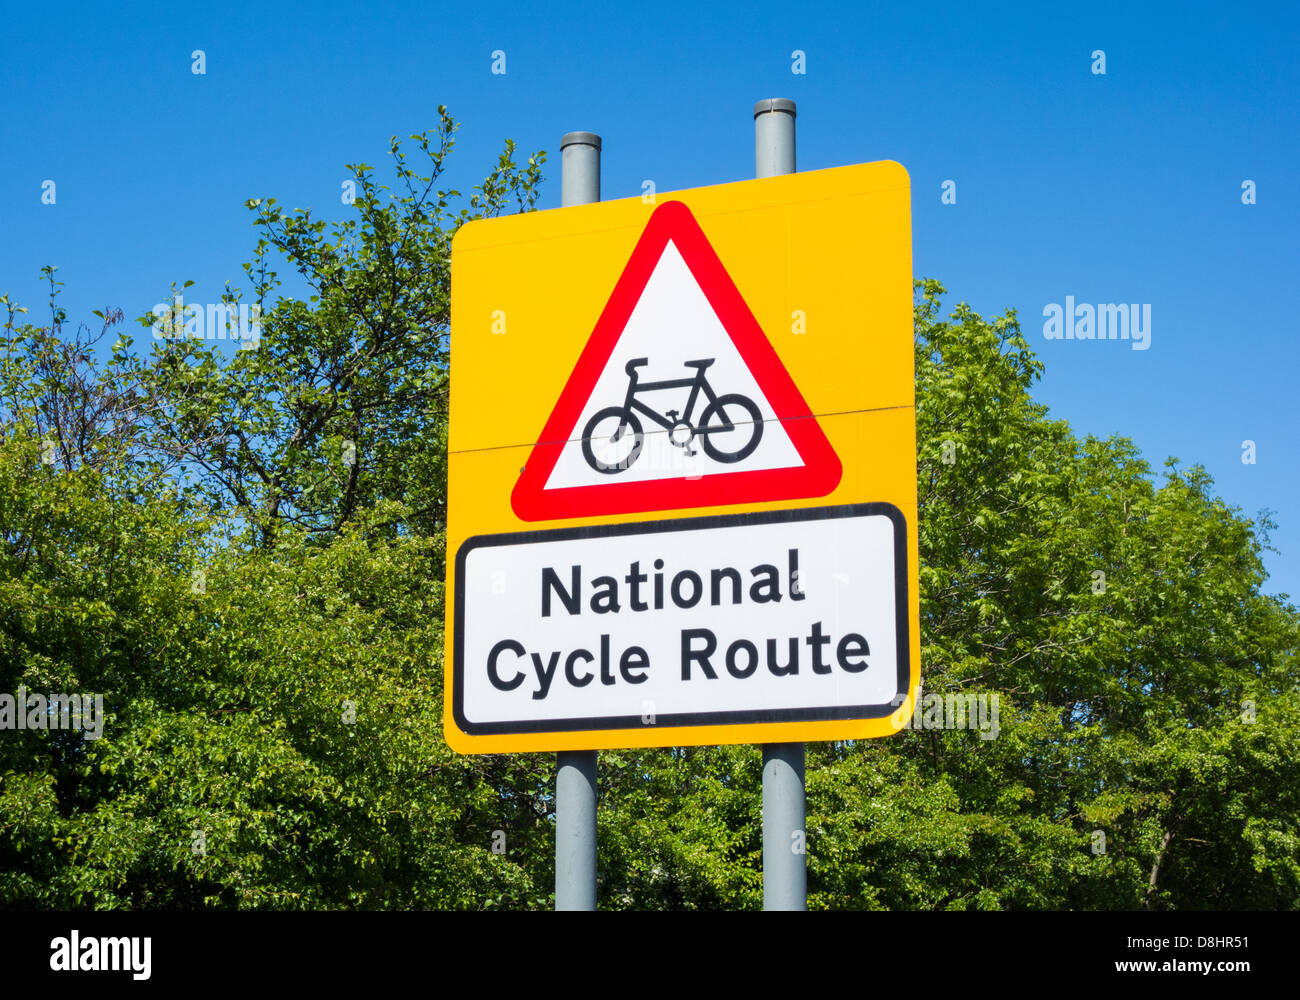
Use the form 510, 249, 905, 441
581, 407, 644, 473
698, 394, 763, 463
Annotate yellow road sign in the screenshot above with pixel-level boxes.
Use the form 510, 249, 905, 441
446, 160, 918, 753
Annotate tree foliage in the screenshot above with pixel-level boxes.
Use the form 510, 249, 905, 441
1, 118, 1296, 910
137, 107, 544, 544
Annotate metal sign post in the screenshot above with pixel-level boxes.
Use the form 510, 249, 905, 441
754, 98, 807, 912
554, 130, 602, 912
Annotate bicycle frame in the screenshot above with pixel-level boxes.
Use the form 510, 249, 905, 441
619, 368, 733, 433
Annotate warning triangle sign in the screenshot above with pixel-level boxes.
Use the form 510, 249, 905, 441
511, 199, 841, 521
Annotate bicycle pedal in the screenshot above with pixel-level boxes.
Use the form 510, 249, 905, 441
665, 409, 679, 421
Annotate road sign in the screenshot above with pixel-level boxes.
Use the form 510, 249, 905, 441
511, 200, 841, 521
446, 160, 918, 753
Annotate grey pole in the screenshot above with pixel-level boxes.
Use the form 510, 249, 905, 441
555, 129, 601, 912
754, 98, 796, 178
755, 98, 807, 911
561, 131, 601, 209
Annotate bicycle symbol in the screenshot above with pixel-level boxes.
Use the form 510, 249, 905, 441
581, 357, 764, 474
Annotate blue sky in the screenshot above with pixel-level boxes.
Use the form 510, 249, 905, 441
2, 0, 1296, 598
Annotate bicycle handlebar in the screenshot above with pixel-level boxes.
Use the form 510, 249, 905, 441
624, 357, 649, 376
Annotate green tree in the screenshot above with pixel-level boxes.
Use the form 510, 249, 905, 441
138, 107, 545, 544
594, 281, 1300, 911
1, 113, 555, 909
1, 124, 1295, 909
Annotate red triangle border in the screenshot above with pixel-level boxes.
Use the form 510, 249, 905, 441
511, 199, 842, 522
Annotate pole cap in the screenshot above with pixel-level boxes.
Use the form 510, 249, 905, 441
753, 98, 796, 119
560, 131, 602, 150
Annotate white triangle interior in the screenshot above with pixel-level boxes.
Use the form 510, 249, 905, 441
544, 240, 805, 491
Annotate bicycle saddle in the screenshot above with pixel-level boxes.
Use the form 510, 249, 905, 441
683, 358, 715, 370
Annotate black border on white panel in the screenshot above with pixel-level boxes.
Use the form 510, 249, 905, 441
452, 503, 910, 736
